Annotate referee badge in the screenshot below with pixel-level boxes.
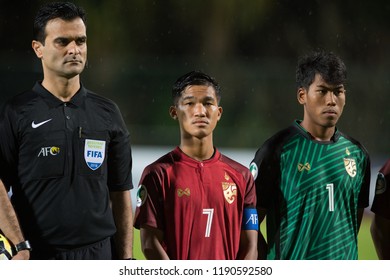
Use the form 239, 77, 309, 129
375, 172, 387, 195
343, 158, 357, 178
84, 139, 106, 170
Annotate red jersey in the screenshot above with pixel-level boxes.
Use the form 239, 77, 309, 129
371, 159, 390, 219
134, 147, 256, 260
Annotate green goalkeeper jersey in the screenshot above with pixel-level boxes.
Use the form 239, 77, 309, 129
250, 121, 370, 259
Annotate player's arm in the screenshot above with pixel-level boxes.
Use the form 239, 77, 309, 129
237, 207, 258, 259
110, 190, 133, 259
371, 214, 390, 260
257, 207, 268, 259
0, 180, 29, 260
237, 230, 258, 259
140, 224, 169, 260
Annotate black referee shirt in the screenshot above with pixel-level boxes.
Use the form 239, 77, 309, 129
0, 82, 133, 246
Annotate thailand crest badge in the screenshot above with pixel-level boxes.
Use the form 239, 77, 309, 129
222, 182, 237, 204
344, 158, 357, 178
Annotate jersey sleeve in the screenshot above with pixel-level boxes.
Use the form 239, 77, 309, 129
133, 165, 165, 231
0, 102, 19, 190
243, 167, 257, 208
357, 151, 371, 209
371, 159, 390, 219
106, 103, 133, 191
250, 140, 280, 210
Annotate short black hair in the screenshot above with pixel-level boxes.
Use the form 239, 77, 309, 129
172, 71, 221, 105
296, 50, 347, 89
33, 1, 87, 44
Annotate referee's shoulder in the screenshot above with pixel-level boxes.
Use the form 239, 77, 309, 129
85, 89, 120, 111
1, 89, 38, 111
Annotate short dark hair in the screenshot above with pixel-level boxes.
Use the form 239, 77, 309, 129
33, 1, 87, 44
296, 50, 347, 89
172, 71, 221, 105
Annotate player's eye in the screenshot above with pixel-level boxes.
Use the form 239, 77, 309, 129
55, 38, 69, 46
76, 37, 87, 45
317, 89, 327, 95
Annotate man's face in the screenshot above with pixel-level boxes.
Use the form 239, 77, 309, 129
170, 85, 222, 140
299, 73, 346, 129
33, 17, 87, 79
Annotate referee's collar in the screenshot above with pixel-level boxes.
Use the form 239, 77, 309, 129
33, 81, 86, 107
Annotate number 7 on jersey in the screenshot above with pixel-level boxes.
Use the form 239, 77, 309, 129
202, 208, 214, 237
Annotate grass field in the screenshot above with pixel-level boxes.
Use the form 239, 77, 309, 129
133, 213, 378, 260
358, 213, 378, 260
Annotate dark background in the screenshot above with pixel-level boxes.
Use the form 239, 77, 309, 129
1, 0, 389, 159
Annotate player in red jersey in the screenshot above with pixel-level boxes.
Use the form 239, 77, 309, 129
134, 71, 258, 259
371, 159, 390, 259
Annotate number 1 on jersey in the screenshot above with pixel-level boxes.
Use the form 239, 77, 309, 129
326, 183, 334, 212
202, 208, 214, 237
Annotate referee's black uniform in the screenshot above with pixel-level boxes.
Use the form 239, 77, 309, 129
0, 82, 133, 259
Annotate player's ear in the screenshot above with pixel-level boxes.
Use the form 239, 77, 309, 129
169, 106, 177, 120
217, 106, 223, 121
297, 87, 306, 105
32, 40, 44, 59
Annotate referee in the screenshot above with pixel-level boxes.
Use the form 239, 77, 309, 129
0, 2, 133, 260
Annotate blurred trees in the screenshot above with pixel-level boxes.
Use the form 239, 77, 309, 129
1, 0, 389, 155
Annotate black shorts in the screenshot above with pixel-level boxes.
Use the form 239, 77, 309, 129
30, 237, 113, 260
